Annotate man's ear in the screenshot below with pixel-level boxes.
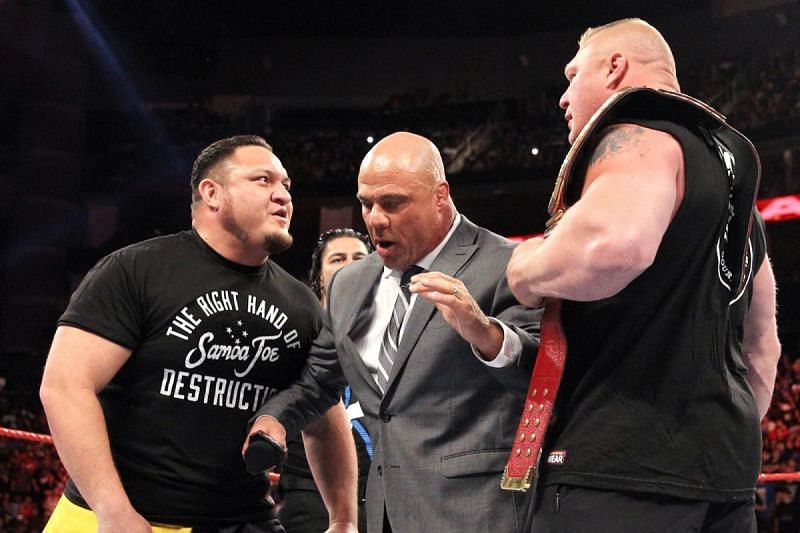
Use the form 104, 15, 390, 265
198, 178, 223, 211
607, 52, 628, 90
435, 181, 450, 207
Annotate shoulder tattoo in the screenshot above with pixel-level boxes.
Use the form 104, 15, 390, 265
587, 125, 645, 167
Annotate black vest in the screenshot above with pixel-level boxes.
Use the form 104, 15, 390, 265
542, 90, 762, 502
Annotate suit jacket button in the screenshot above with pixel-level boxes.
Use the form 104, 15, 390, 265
377, 465, 383, 476
381, 413, 392, 423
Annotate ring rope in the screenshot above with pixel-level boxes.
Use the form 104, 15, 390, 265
2, 426, 797, 484
0, 426, 280, 483
0, 426, 54, 444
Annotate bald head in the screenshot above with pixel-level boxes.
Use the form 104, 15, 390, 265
357, 132, 455, 270
360, 132, 446, 188
579, 18, 679, 91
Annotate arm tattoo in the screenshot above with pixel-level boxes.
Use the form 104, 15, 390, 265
587, 125, 645, 167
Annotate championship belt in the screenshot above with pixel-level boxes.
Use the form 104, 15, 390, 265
500, 87, 761, 491
499, 297, 566, 490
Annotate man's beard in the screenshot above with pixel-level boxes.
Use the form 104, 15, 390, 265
263, 231, 293, 255
219, 204, 293, 256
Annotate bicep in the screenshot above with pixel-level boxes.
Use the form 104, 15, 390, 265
43, 325, 133, 393
541, 125, 681, 281
575, 125, 682, 244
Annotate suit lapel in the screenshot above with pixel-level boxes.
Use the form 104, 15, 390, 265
336, 255, 383, 395
386, 217, 480, 389
342, 255, 383, 337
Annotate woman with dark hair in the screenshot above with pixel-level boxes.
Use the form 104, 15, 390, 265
279, 229, 372, 532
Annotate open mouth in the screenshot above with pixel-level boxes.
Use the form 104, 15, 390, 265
375, 240, 396, 254
271, 209, 288, 220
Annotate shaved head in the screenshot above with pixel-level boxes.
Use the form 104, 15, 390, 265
559, 18, 681, 143
578, 18, 678, 91
357, 131, 455, 270
360, 132, 446, 189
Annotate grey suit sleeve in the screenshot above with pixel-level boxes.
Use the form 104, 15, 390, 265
251, 314, 347, 439
485, 273, 542, 394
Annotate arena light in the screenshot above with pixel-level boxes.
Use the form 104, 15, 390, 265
757, 195, 800, 222
531, 147, 540, 156
64, 0, 181, 173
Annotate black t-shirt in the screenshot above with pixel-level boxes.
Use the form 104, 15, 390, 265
60, 230, 323, 527
542, 119, 763, 502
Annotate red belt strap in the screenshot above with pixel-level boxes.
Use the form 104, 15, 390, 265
501, 298, 567, 491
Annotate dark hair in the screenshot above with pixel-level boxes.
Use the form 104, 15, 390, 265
190, 135, 272, 203
309, 228, 373, 299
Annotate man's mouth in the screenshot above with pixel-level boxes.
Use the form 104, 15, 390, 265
271, 209, 288, 221
374, 240, 396, 254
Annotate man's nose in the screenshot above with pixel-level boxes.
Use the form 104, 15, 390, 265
272, 186, 291, 205
558, 90, 569, 110
366, 206, 388, 227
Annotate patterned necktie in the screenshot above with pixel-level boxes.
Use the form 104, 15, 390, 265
376, 265, 423, 393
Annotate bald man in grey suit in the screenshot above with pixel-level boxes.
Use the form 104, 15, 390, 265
248, 132, 541, 533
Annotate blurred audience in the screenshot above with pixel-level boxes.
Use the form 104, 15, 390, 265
0, 376, 67, 532
85, 44, 800, 201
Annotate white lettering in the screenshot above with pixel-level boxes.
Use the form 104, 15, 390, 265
196, 296, 214, 317
160, 369, 176, 395
166, 327, 189, 341
158, 370, 277, 412
185, 332, 214, 369
187, 373, 202, 402
235, 334, 281, 377
186, 332, 284, 377
202, 375, 215, 403
225, 381, 241, 408
252, 384, 265, 410
196, 290, 240, 316
239, 383, 252, 410
213, 379, 226, 406
174, 371, 189, 400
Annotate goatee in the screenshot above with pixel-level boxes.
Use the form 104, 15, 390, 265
264, 232, 293, 255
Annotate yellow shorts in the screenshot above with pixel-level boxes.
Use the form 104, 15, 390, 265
43, 495, 191, 533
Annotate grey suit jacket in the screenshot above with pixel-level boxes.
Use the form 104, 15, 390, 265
257, 217, 541, 533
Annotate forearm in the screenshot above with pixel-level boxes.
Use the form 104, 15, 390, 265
741, 258, 781, 419
507, 229, 648, 304
303, 402, 358, 528
41, 385, 135, 519
743, 345, 780, 419
253, 326, 347, 437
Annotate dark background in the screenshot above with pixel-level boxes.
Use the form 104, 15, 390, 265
0, 0, 798, 412
1, 0, 799, 530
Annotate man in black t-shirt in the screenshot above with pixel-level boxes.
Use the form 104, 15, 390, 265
506, 18, 781, 533
40, 136, 358, 533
